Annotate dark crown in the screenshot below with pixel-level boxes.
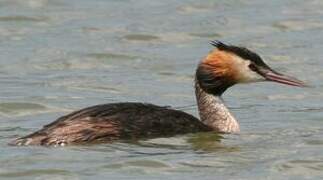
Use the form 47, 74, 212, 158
210, 40, 269, 68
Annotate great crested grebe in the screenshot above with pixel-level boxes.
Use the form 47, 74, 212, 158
11, 41, 305, 146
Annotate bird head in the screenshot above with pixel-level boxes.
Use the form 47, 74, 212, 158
196, 41, 306, 95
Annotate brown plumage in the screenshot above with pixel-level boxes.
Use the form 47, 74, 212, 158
11, 103, 211, 146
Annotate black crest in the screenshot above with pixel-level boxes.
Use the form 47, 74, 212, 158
210, 40, 269, 68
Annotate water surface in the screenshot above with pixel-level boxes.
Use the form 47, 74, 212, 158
0, 0, 323, 179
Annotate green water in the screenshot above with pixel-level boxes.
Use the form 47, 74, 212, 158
0, 0, 322, 179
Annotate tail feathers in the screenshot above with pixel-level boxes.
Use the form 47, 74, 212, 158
9, 138, 33, 146
9, 134, 48, 146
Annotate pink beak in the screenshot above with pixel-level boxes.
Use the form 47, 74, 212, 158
263, 70, 306, 87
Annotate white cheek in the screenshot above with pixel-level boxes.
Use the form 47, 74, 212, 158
234, 59, 265, 83
241, 70, 265, 83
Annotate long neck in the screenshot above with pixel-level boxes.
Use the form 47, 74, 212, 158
195, 81, 240, 133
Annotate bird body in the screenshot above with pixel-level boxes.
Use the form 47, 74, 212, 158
11, 41, 305, 146
12, 103, 211, 146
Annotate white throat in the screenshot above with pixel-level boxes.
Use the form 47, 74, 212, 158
195, 81, 240, 133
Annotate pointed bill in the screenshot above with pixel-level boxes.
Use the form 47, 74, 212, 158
263, 70, 307, 87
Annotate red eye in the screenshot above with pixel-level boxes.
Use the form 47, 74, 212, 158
249, 64, 257, 71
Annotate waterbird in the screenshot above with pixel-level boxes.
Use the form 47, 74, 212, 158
10, 41, 306, 146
